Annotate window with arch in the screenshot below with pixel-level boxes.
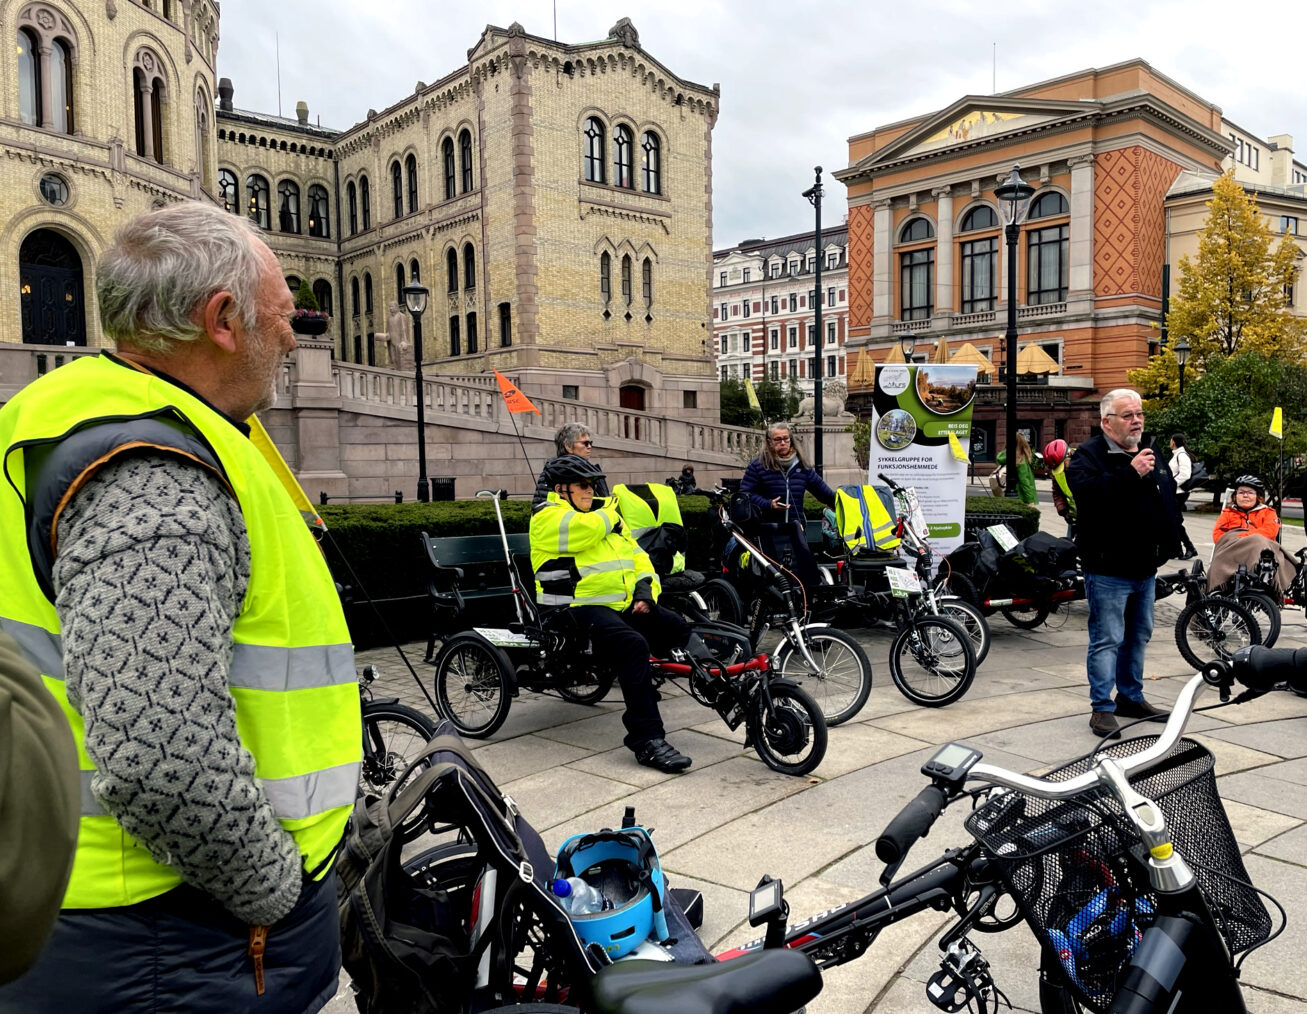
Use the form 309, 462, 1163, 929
642, 258, 652, 304
364, 273, 374, 314
347, 181, 358, 234
613, 125, 634, 189
621, 255, 633, 305
313, 279, 333, 317
218, 168, 239, 213
395, 263, 405, 303
307, 184, 330, 237
351, 277, 360, 317
132, 59, 166, 163
17, 29, 41, 126
600, 252, 611, 303
584, 118, 605, 183
899, 218, 934, 243
410, 258, 421, 284
194, 91, 212, 192
277, 180, 300, 233
641, 132, 661, 194
499, 302, 512, 347
246, 174, 270, 229
360, 175, 371, 229
466, 312, 478, 354
449, 315, 461, 357
1028, 192, 1069, 220
50, 37, 73, 133
459, 129, 473, 192
285, 275, 302, 294
443, 137, 455, 199
446, 249, 458, 293
1028, 222, 1069, 304
960, 205, 999, 232
960, 234, 996, 314
463, 244, 476, 289
18, 25, 75, 133
391, 160, 403, 218
406, 154, 418, 213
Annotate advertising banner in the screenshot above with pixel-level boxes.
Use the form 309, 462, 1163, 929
868, 363, 977, 557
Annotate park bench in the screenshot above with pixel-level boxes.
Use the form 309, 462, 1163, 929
420, 531, 531, 661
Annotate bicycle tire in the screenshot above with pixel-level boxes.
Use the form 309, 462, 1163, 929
556, 666, 615, 705
1037, 948, 1086, 1013
888, 615, 977, 707
936, 596, 991, 667
1000, 602, 1051, 629
772, 626, 873, 726
748, 682, 827, 776
1237, 590, 1281, 649
433, 634, 513, 738
696, 577, 744, 625
360, 701, 439, 842
1174, 596, 1261, 671
940, 571, 982, 608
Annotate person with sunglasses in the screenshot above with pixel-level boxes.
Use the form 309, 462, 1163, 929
530, 455, 693, 773
532, 422, 608, 506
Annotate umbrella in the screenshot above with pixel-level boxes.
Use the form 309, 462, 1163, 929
884, 343, 906, 363
931, 337, 950, 363
950, 342, 996, 375
1017, 344, 1061, 374
848, 349, 876, 388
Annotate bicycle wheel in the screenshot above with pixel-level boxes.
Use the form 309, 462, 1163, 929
936, 596, 991, 667
888, 615, 977, 707
748, 682, 827, 776
1174, 596, 1261, 671
1237, 590, 1281, 648
361, 702, 439, 842
696, 577, 744, 625
772, 627, 872, 726
433, 634, 513, 738
1037, 948, 1086, 1014
556, 666, 615, 704
1000, 602, 1051, 629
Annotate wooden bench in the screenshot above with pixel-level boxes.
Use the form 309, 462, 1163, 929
420, 531, 531, 659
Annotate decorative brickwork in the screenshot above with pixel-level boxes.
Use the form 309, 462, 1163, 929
1093, 145, 1182, 297
847, 203, 873, 332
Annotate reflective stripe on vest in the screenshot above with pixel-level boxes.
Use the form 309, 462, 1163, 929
0, 354, 360, 909
1051, 466, 1077, 520
611, 483, 686, 574
834, 486, 901, 553
530, 494, 660, 610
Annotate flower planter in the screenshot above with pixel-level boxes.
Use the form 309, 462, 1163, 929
290, 313, 330, 337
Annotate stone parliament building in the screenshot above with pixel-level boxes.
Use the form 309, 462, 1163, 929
2, 3, 770, 498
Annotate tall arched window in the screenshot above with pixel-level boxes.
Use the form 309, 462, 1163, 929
395, 263, 406, 303
459, 129, 473, 192
347, 181, 358, 234
17, 29, 40, 126
641, 132, 661, 194
463, 243, 476, 290
898, 218, 935, 322
351, 276, 360, 316
132, 52, 166, 163
391, 160, 403, 218
499, 302, 512, 347
613, 125, 634, 189
218, 168, 239, 213
312, 279, 333, 317
443, 137, 455, 199
621, 255, 632, 305
1028, 192, 1070, 219
959, 206, 999, 314
277, 180, 300, 233
466, 312, 478, 354
17, 26, 76, 133
307, 184, 330, 237
584, 117, 605, 183
364, 273, 374, 314
410, 258, 421, 284
446, 249, 458, 293
245, 174, 269, 229
50, 39, 73, 133
600, 252, 611, 303
360, 175, 371, 229
449, 316, 461, 357
406, 154, 418, 213
194, 90, 211, 191
642, 258, 652, 304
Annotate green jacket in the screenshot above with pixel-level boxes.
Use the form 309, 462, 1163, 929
996, 450, 1039, 507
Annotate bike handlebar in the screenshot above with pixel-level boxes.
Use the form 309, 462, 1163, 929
874, 785, 947, 865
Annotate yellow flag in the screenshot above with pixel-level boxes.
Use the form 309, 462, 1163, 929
247, 414, 327, 532
948, 431, 970, 462
1270, 407, 1283, 440
744, 377, 762, 412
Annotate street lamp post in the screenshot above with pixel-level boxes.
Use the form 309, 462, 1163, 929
994, 165, 1035, 499
900, 331, 917, 361
803, 166, 824, 476
1175, 336, 1190, 397
402, 282, 430, 502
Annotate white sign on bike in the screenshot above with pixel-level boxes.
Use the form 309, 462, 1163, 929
473, 627, 539, 648
985, 524, 1019, 552
899, 487, 931, 541
886, 567, 923, 598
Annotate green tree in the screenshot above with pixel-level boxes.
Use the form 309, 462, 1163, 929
718, 378, 756, 426
755, 377, 799, 421
293, 279, 320, 311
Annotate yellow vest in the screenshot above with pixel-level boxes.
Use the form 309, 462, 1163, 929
1050, 463, 1077, 521
530, 494, 660, 609
611, 482, 686, 575
0, 355, 360, 909
834, 485, 901, 554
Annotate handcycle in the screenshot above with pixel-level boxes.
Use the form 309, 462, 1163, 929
427, 489, 827, 775
1155, 559, 1264, 670
1206, 537, 1307, 650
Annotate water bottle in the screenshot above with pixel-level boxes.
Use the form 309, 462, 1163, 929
552, 876, 604, 915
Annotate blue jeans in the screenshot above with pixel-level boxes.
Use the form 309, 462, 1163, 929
1085, 572, 1155, 712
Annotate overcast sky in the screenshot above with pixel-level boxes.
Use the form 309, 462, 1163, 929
216, 0, 1303, 247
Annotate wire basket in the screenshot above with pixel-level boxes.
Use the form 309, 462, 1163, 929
964, 736, 1271, 1012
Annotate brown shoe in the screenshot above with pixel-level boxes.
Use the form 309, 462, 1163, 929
1090, 711, 1121, 739
1114, 696, 1165, 720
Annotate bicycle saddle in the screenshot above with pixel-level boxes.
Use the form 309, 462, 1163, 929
587, 948, 821, 1014
659, 569, 706, 592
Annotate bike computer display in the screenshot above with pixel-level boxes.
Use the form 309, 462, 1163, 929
921, 742, 982, 787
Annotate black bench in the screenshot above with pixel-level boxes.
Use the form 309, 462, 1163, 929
420, 531, 531, 660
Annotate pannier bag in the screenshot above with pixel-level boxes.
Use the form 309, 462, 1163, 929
997, 531, 1079, 597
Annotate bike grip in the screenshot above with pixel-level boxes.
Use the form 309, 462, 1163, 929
1232, 644, 1307, 692
875, 784, 948, 865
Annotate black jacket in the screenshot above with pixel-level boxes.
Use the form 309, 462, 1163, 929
1067, 432, 1180, 578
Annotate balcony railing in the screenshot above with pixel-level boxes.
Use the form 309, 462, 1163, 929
1017, 301, 1066, 320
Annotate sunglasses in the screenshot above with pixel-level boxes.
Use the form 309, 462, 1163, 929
576, 440, 594, 448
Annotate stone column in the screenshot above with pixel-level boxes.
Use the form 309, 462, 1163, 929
872, 199, 892, 322
138, 77, 155, 161
934, 187, 954, 320
1068, 155, 1095, 303
38, 45, 54, 129
287, 341, 348, 493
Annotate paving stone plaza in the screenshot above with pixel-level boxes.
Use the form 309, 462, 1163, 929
331, 493, 1307, 1013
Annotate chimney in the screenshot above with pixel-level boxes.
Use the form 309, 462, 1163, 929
217, 77, 233, 112
295, 100, 309, 126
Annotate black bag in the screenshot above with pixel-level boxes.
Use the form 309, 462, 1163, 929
997, 532, 1079, 596
1180, 459, 1208, 492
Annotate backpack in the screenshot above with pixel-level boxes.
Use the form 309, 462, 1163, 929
1180, 458, 1208, 492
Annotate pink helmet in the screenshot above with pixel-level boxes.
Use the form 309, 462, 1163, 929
1043, 439, 1069, 467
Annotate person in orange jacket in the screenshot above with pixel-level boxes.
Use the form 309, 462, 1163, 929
1212, 475, 1281, 543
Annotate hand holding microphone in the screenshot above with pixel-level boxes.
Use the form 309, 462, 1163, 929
1132, 448, 1156, 478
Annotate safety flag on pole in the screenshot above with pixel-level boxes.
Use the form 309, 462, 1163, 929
247, 414, 327, 533
1270, 407, 1283, 440
744, 377, 762, 413
947, 431, 970, 462
494, 370, 541, 415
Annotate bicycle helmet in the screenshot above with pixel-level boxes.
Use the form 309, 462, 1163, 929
543, 454, 607, 488
1043, 439, 1069, 468
1233, 475, 1265, 495
553, 827, 668, 959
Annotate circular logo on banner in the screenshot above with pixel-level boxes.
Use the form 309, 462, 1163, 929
879, 365, 910, 395
876, 409, 918, 450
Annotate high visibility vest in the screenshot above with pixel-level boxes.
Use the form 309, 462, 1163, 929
1050, 463, 1077, 522
611, 482, 686, 575
531, 494, 660, 609
834, 485, 901, 554
0, 354, 360, 909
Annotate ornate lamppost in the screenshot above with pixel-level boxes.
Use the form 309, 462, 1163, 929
1175, 336, 1191, 397
994, 165, 1035, 498
402, 282, 430, 502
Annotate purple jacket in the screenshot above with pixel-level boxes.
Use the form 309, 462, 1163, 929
739, 457, 836, 527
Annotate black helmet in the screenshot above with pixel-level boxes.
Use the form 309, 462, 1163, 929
543, 454, 606, 487
1233, 475, 1265, 494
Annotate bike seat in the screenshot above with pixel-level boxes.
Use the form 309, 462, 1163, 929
588, 949, 821, 1014
660, 570, 705, 593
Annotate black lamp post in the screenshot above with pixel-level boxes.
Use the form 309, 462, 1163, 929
803, 166, 824, 476
402, 282, 430, 502
994, 165, 1035, 498
899, 330, 917, 361
1175, 336, 1190, 397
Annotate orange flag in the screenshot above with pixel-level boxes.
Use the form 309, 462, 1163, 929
493, 369, 541, 414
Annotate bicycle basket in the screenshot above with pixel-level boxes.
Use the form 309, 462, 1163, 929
964, 736, 1270, 1013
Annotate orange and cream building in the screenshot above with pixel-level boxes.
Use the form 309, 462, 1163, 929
836, 60, 1239, 460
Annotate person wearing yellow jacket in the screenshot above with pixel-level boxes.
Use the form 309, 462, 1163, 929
532, 455, 692, 773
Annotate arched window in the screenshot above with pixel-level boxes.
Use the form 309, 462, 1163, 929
600, 251, 611, 303
364, 273, 374, 314
621, 255, 633, 305
245, 174, 269, 229
312, 279, 333, 317
194, 90, 211, 191
459, 129, 473, 192
17, 27, 75, 133
410, 258, 421, 284
446, 249, 458, 293
642, 258, 652, 304
285, 275, 302, 294
406, 154, 418, 213
1028, 192, 1070, 219
641, 132, 661, 194
391, 160, 403, 218
584, 117, 605, 183
218, 168, 239, 213
613, 125, 634, 189
360, 175, 371, 229
466, 312, 478, 354
50, 39, 73, 133
463, 243, 476, 289
899, 218, 934, 243
395, 263, 406, 303
132, 52, 166, 163
449, 315, 461, 357
277, 180, 300, 233
347, 181, 358, 235
443, 137, 455, 199
960, 206, 999, 232
17, 29, 40, 126
351, 276, 360, 316
307, 184, 330, 237
499, 302, 512, 347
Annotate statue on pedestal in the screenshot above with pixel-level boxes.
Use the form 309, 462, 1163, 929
379, 301, 412, 369
796, 379, 853, 422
